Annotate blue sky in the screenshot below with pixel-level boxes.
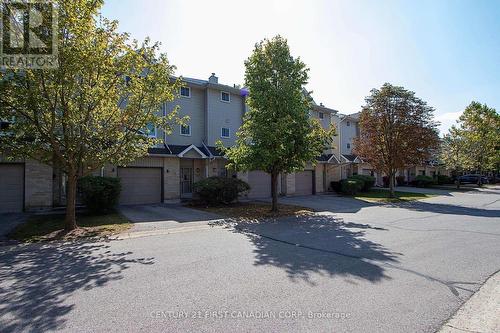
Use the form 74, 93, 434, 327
102, 0, 500, 135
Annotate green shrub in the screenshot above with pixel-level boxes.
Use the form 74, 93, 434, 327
340, 178, 364, 195
193, 176, 250, 205
437, 175, 453, 185
78, 176, 121, 213
415, 175, 434, 188
349, 175, 375, 191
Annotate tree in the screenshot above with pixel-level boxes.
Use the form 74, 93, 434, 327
0, 0, 180, 230
222, 36, 334, 212
440, 129, 467, 188
444, 102, 499, 186
353, 83, 439, 197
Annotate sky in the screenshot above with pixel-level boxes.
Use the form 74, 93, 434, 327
101, 0, 500, 135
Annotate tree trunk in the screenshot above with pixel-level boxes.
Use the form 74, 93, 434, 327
271, 171, 278, 212
477, 168, 483, 187
388, 172, 395, 198
65, 173, 78, 231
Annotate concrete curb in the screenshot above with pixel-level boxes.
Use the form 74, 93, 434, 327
114, 223, 223, 240
438, 270, 500, 333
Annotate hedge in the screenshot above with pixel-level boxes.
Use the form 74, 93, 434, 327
340, 178, 364, 195
78, 176, 121, 213
349, 175, 375, 191
193, 176, 250, 205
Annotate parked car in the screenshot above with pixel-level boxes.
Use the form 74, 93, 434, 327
458, 174, 488, 184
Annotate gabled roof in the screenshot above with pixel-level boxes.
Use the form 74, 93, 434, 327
341, 154, 362, 163
148, 144, 225, 158
317, 154, 340, 164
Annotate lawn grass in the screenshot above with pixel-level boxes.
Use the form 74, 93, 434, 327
191, 202, 314, 219
353, 189, 435, 203
8, 211, 132, 242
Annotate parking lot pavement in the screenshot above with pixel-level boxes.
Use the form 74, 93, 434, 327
118, 203, 222, 232
1, 188, 499, 332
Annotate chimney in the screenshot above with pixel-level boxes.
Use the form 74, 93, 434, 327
208, 73, 218, 84
320, 103, 324, 107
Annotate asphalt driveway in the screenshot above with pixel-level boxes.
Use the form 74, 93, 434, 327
1, 188, 499, 332
118, 203, 222, 232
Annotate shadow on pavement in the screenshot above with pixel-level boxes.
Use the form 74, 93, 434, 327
213, 214, 399, 285
385, 201, 500, 218
0, 240, 154, 333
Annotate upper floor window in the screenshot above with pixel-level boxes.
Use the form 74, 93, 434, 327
319, 112, 324, 119
221, 127, 230, 138
180, 124, 191, 136
221, 91, 230, 102
180, 86, 191, 98
346, 121, 350, 126
347, 143, 351, 149
145, 123, 156, 138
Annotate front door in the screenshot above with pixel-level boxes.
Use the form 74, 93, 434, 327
180, 167, 193, 197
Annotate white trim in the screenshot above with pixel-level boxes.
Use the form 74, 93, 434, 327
221, 127, 230, 138
177, 144, 207, 158
180, 86, 191, 98
327, 154, 341, 164
180, 124, 191, 136
220, 91, 231, 103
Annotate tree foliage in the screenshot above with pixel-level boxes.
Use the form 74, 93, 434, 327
222, 36, 334, 211
0, 0, 180, 229
353, 83, 439, 197
441, 102, 499, 184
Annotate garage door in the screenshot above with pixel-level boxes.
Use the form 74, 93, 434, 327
118, 167, 162, 205
295, 171, 313, 196
247, 171, 271, 198
0, 164, 24, 213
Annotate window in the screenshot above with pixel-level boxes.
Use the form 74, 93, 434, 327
221, 127, 230, 138
346, 121, 350, 126
180, 86, 191, 98
221, 91, 230, 102
319, 112, 324, 119
347, 143, 351, 149
180, 124, 191, 136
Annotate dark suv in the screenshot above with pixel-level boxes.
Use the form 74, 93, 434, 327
458, 174, 489, 184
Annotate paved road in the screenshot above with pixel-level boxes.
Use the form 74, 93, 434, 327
0, 188, 499, 332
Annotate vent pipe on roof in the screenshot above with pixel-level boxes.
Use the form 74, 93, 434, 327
208, 73, 218, 84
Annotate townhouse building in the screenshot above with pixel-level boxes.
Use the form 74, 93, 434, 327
329, 112, 448, 187
0, 73, 338, 212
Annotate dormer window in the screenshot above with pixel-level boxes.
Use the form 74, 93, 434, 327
319, 112, 324, 119
180, 86, 191, 98
346, 121, 350, 126
221, 91, 230, 102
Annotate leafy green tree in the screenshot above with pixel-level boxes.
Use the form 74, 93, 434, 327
445, 102, 499, 186
354, 83, 440, 197
440, 129, 467, 188
222, 36, 334, 212
0, 0, 180, 230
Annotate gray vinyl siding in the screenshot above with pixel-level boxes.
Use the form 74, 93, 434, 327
340, 119, 358, 155
311, 110, 332, 130
206, 88, 244, 146
164, 86, 206, 146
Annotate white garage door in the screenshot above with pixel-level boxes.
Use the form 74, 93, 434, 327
295, 171, 313, 196
0, 164, 24, 213
247, 171, 271, 198
118, 167, 162, 205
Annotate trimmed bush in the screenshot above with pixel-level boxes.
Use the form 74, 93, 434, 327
193, 176, 250, 205
330, 181, 342, 193
437, 175, 453, 185
396, 176, 406, 186
415, 175, 434, 187
78, 176, 121, 213
340, 178, 364, 195
349, 175, 375, 191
